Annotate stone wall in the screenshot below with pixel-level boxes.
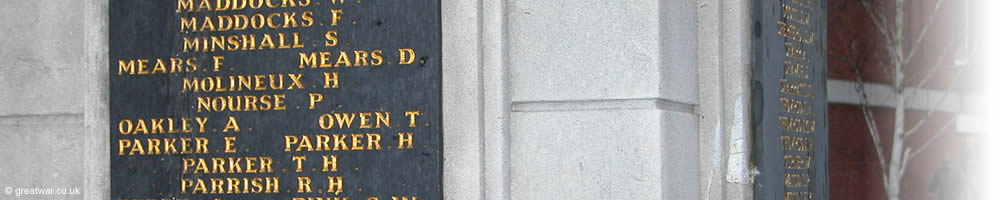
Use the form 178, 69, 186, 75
0, 1, 86, 200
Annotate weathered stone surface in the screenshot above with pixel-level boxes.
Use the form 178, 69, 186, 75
0, 1, 84, 115
509, 110, 698, 199
0, 1, 86, 200
507, 0, 697, 104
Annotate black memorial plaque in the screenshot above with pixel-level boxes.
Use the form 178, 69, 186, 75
751, 0, 829, 199
109, 1, 442, 200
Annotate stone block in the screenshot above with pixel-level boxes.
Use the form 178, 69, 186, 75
508, 109, 698, 199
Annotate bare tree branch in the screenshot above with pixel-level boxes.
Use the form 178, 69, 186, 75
886, 1, 907, 198
860, 1, 896, 46
909, 117, 957, 158
860, 102, 890, 181
903, 66, 968, 138
899, 115, 956, 180
861, 0, 905, 71
904, 0, 948, 65
848, 1, 970, 199
846, 40, 891, 185
897, 147, 912, 182
860, 1, 894, 39
872, 48, 893, 78
913, 42, 955, 88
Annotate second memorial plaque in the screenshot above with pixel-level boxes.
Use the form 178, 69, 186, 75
751, 0, 829, 199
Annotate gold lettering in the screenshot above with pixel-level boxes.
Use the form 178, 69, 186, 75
398, 132, 413, 149
777, 21, 814, 45
322, 155, 338, 172
327, 176, 343, 195
785, 173, 811, 188
781, 136, 813, 152
398, 48, 416, 64
212, 56, 226, 71
225, 136, 238, 153
780, 78, 814, 98
223, 116, 241, 132
787, 0, 814, 9
405, 111, 420, 127
297, 177, 313, 193
784, 61, 811, 80
335, 113, 355, 128
335, 51, 352, 66
781, 4, 811, 25
119, 136, 211, 156
324, 72, 340, 88
119, 58, 196, 76
177, 0, 195, 12
196, 117, 209, 132
350, 133, 364, 150
309, 93, 324, 109
784, 192, 813, 200
284, 134, 383, 152
292, 155, 307, 172
183, 32, 304, 52
784, 41, 808, 60
784, 154, 812, 169
296, 135, 315, 151
780, 97, 813, 116
330, 9, 343, 26
778, 115, 816, 133
181, 177, 279, 194
196, 94, 286, 112
359, 113, 372, 128
367, 133, 382, 150
325, 30, 339, 46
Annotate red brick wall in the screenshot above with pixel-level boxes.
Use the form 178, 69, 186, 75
828, 103, 960, 200
828, 0, 894, 84
827, 0, 975, 90
828, 104, 887, 200
825, 0, 974, 198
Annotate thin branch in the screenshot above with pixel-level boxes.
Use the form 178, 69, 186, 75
861, 0, 905, 68
904, 0, 948, 65
872, 48, 893, 78
909, 117, 957, 158
914, 42, 956, 88
903, 44, 978, 138
898, 148, 912, 182
860, 102, 889, 172
902, 99, 945, 137
903, 66, 968, 138
858, 80, 891, 188
831, 35, 855, 63
859, 0, 892, 36
860, 1, 896, 46
847, 40, 890, 184
893, 0, 905, 65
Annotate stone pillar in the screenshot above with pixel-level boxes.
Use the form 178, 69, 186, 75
83, 0, 109, 199
501, 0, 700, 199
